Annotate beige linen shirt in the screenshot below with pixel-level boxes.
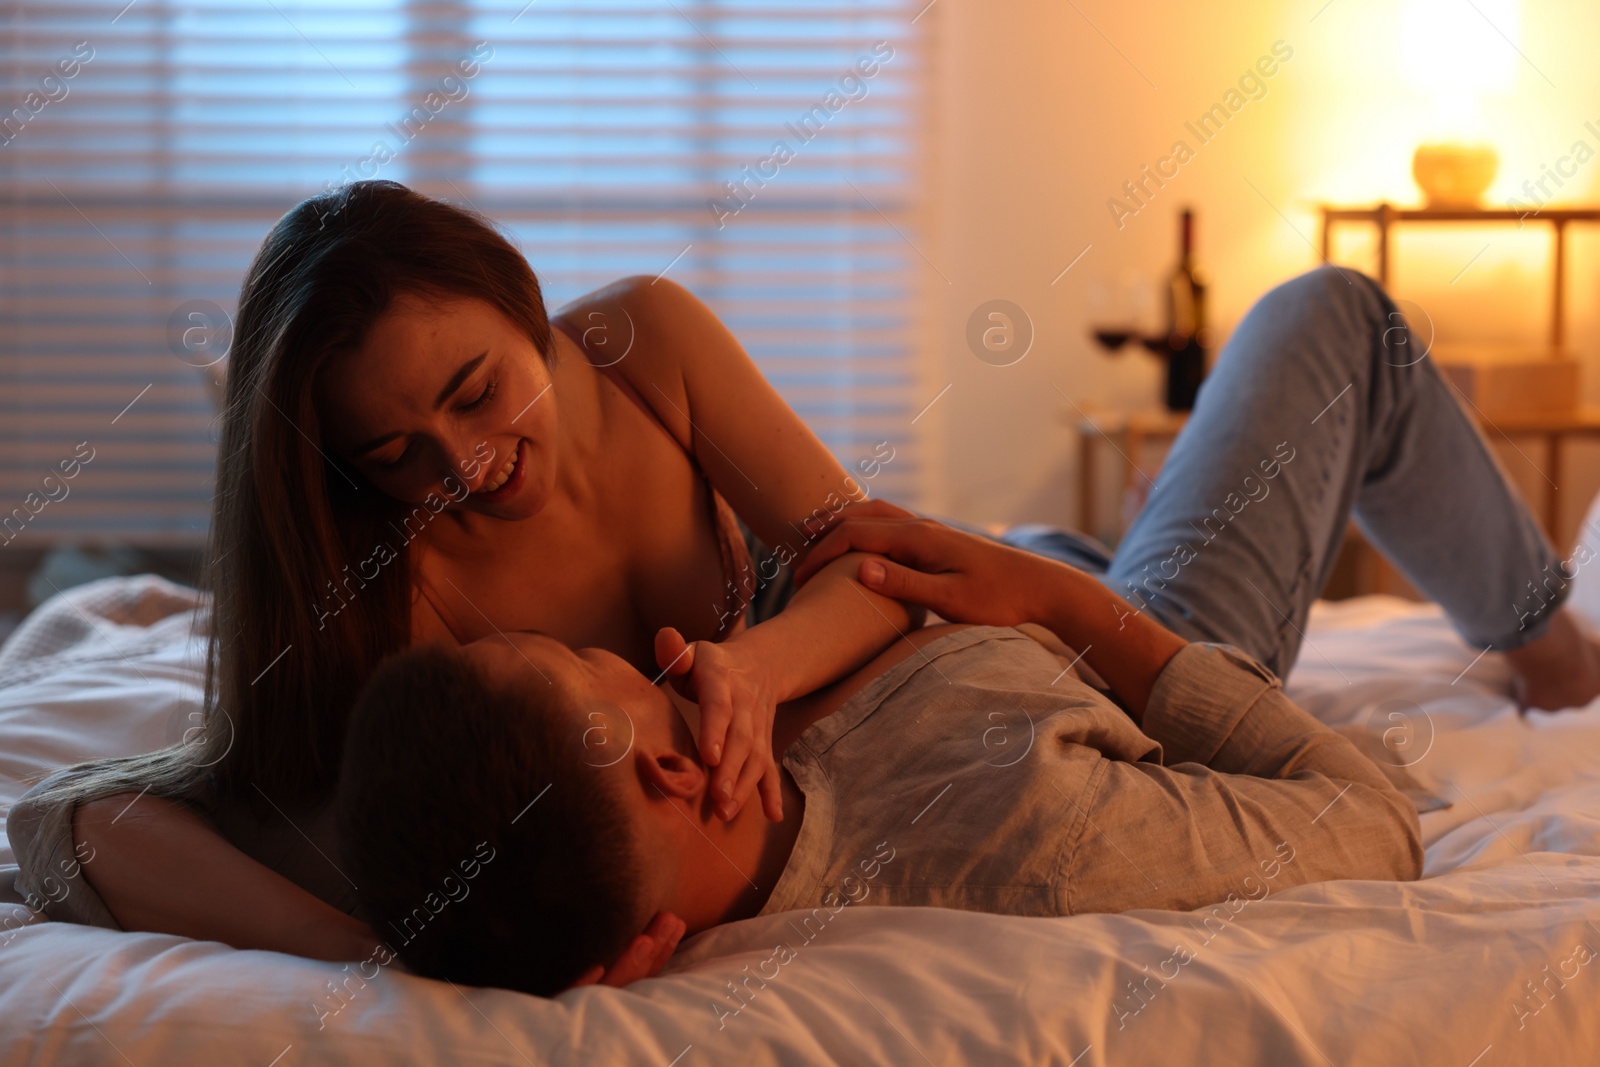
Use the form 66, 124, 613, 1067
760, 626, 1422, 919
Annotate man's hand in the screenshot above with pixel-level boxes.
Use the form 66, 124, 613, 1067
654, 627, 784, 823
791, 508, 1062, 628
569, 911, 687, 989
793, 507, 1187, 718
790, 497, 916, 566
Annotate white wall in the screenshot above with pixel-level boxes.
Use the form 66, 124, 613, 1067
915, 0, 1600, 549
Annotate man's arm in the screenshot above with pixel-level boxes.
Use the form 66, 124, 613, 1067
1028, 563, 1186, 722
1064, 642, 1422, 914
791, 507, 1183, 718
792, 511, 1421, 905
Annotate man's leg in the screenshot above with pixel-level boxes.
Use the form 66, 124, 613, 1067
1101, 264, 1573, 683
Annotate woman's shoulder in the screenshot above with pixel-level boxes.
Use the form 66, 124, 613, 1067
554, 276, 734, 376
553, 277, 689, 434
554, 274, 699, 330
553, 276, 748, 436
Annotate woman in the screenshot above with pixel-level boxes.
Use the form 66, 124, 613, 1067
9, 180, 919, 978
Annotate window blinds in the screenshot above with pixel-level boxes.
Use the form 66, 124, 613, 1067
0, 0, 927, 546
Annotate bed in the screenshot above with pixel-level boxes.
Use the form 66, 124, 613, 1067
5, 550, 1600, 1065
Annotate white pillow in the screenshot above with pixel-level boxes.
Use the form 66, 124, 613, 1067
1562, 491, 1600, 634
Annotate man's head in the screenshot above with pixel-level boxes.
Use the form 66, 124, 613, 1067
336, 632, 715, 995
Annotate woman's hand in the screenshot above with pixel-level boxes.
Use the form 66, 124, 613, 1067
569, 911, 687, 989
654, 627, 784, 823
789, 511, 1061, 628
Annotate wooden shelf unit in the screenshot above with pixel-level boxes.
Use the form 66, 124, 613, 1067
1317, 203, 1600, 352
1072, 404, 1600, 551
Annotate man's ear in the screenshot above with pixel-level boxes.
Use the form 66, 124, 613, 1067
636, 748, 705, 800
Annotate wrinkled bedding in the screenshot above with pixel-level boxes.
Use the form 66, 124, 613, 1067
3, 578, 1599, 1065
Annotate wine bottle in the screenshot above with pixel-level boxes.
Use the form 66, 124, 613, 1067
1163, 208, 1208, 411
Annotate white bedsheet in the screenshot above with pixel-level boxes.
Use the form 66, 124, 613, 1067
4, 584, 1600, 1065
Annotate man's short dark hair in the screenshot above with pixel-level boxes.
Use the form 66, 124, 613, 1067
336, 643, 645, 996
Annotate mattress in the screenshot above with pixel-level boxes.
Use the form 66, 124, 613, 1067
3, 580, 1600, 1065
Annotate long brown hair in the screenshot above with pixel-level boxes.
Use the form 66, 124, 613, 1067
37, 181, 553, 810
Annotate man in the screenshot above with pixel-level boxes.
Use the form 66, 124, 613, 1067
336, 513, 1422, 997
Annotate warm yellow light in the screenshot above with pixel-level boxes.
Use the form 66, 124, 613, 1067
1399, 0, 1520, 138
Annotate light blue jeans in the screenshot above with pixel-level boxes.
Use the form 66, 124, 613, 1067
1002, 265, 1568, 678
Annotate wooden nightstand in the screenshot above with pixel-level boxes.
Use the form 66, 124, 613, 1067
1072, 407, 1189, 543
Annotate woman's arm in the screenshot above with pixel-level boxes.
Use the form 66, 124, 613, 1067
655, 548, 914, 820
73, 793, 688, 978
74, 793, 378, 960
571, 277, 882, 564
579, 278, 922, 820
727, 549, 916, 704
569, 278, 920, 624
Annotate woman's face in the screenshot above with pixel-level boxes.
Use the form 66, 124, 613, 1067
317, 291, 559, 521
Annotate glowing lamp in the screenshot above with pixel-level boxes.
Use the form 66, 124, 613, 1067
1399, 0, 1518, 207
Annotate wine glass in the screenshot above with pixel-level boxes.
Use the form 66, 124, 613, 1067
1088, 270, 1157, 353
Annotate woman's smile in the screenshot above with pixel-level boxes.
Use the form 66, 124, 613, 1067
471, 438, 527, 504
